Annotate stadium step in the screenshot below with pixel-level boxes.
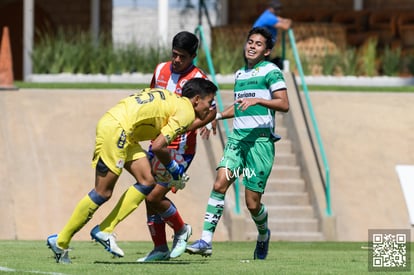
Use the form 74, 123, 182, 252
245, 218, 320, 232
235, 113, 324, 241
241, 192, 310, 205
265, 178, 306, 192
246, 231, 325, 242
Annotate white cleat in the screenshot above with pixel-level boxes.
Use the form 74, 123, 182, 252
137, 250, 170, 262
170, 224, 192, 258
46, 234, 71, 264
90, 225, 124, 257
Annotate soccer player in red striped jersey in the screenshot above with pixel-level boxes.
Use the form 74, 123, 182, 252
90, 31, 217, 261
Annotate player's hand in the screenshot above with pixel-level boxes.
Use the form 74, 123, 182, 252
166, 160, 185, 180
199, 120, 217, 140
236, 98, 259, 111
169, 173, 190, 193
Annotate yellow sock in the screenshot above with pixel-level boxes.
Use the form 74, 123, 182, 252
99, 185, 146, 233
57, 195, 99, 249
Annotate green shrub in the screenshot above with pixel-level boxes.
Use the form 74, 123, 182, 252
405, 55, 414, 75
357, 37, 378, 76
32, 28, 169, 75
322, 52, 341, 75
340, 48, 358, 76
381, 46, 401, 76
31, 28, 411, 77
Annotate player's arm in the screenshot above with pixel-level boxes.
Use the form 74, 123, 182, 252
151, 134, 171, 166
274, 16, 292, 30
188, 107, 216, 131
151, 133, 187, 186
216, 104, 235, 120
192, 107, 217, 139
152, 103, 194, 170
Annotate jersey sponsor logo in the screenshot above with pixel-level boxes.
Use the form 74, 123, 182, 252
117, 130, 126, 149
156, 79, 168, 86
235, 92, 256, 99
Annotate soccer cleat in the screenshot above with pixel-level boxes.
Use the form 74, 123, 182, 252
254, 229, 271, 260
46, 234, 71, 264
137, 249, 170, 262
90, 225, 124, 257
185, 239, 212, 257
170, 224, 192, 258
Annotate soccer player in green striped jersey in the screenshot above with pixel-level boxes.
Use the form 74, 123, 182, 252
186, 27, 289, 260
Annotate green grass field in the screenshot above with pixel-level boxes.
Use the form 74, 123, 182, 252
0, 240, 409, 274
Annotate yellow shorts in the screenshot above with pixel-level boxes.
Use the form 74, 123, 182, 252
91, 113, 146, 176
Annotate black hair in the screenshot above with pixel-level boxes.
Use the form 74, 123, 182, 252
269, 0, 283, 10
172, 31, 199, 56
181, 78, 217, 99
247, 27, 274, 50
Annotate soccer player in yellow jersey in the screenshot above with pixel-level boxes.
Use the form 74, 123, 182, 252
46, 78, 217, 264
90, 31, 217, 262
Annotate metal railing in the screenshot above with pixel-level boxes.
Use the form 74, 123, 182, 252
285, 29, 332, 216
194, 25, 241, 215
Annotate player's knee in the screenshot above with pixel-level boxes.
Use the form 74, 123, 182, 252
96, 158, 109, 174
133, 182, 154, 196
213, 170, 232, 193
88, 189, 109, 206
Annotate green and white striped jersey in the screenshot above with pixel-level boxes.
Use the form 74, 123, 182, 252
230, 60, 287, 142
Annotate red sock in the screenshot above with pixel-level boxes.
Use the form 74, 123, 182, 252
147, 221, 167, 248
163, 210, 185, 233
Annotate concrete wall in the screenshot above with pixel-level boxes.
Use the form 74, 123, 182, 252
1, 88, 414, 241
0, 89, 228, 242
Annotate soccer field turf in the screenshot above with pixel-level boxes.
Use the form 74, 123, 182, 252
0, 240, 409, 274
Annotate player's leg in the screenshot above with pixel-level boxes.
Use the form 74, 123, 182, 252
245, 140, 274, 260
150, 193, 192, 259
185, 169, 232, 256
91, 155, 155, 256
137, 185, 170, 262
97, 171, 153, 232
138, 150, 193, 260
186, 138, 240, 256
47, 114, 122, 263
48, 161, 119, 263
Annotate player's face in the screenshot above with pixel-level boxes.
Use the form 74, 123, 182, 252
193, 94, 215, 120
171, 48, 195, 73
244, 34, 271, 65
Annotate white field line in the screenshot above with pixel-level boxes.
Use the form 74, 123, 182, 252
0, 266, 68, 275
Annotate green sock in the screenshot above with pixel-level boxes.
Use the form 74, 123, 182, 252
201, 191, 225, 244
251, 204, 269, 241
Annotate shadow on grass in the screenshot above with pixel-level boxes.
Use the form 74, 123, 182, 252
94, 260, 209, 265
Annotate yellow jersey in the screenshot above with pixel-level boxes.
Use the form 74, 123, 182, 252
107, 88, 195, 145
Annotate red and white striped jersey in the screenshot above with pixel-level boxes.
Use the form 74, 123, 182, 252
150, 61, 207, 154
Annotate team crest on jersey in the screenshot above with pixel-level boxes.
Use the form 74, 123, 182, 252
236, 71, 242, 80
251, 68, 260, 76
116, 159, 125, 168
